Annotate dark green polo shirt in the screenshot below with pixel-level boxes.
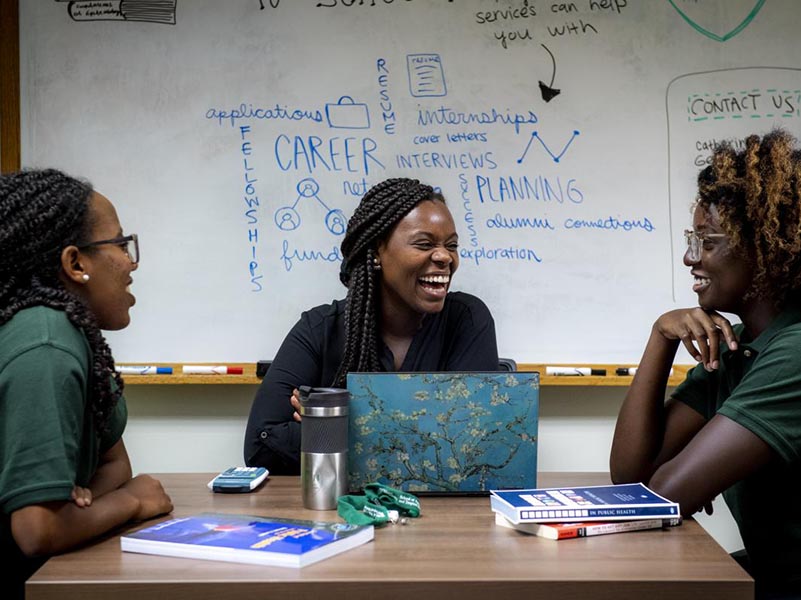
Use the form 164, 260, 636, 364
0, 306, 127, 595
673, 306, 801, 585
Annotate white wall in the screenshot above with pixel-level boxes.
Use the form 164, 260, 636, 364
122, 384, 744, 553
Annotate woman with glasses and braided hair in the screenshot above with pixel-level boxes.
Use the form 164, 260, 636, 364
610, 129, 801, 598
0, 169, 172, 599
245, 177, 498, 474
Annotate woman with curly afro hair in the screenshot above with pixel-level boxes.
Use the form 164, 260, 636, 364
245, 178, 498, 474
0, 169, 172, 599
611, 129, 801, 598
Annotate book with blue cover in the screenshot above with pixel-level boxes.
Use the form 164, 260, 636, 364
491, 483, 680, 524
120, 513, 374, 567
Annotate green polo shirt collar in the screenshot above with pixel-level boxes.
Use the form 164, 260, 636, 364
732, 304, 801, 359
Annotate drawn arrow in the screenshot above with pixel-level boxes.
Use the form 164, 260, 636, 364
538, 44, 561, 103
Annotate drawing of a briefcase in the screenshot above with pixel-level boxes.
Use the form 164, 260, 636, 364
325, 96, 371, 129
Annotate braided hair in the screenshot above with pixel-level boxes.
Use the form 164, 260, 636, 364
0, 169, 124, 432
334, 178, 444, 387
697, 129, 801, 306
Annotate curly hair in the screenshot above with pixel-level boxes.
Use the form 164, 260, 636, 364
696, 128, 801, 305
0, 169, 124, 432
333, 178, 445, 387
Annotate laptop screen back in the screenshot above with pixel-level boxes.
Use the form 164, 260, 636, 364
346, 372, 539, 494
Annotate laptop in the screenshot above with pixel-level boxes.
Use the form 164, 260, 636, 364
346, 372, 539, 495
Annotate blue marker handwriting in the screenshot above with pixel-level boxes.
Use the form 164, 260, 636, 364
343, 177, 371, 197
376, 59, 397, 135
459, 173, 479, 248
417, 106, 538, 134
280, 240, 343, 272
476, 174, 583, 204
460, 245, 542, 267
486, 213, 555, 231
396, 151, 496, 170
564, 216, 655, 232
275, 134, 385, 176
274, 177, 346, 236
413, 132, 489, 144
239, 125, 263, 292
206, 103, 323, 128
517, 130, 580, 164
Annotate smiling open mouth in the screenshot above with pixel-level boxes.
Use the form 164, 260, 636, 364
419, 274, 449, 295
693, 275, 710, 293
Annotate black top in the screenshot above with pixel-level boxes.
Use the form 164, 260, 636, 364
244, 291, 499, 474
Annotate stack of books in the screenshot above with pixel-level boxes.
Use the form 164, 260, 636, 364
491, 482, 682, 540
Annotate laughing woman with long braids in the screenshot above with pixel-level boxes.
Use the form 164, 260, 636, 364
245, 178, 499, 474
0, 170, 173, 598
610, 129, 801, 599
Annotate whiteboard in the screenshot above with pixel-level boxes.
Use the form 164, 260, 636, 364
19, 0, 801, 363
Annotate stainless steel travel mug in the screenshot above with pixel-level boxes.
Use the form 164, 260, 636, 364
299, 386, 349, 510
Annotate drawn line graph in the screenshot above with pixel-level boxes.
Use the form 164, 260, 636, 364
517, 130, 580, 164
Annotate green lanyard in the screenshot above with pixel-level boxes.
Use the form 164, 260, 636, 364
337, 483, 421, 526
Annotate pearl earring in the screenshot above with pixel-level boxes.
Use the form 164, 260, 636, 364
81, 274, 90, 282
373, 257, 381, 271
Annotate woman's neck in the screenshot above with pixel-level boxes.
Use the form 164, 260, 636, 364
379, 293, 425, 340
739, 297, 782, 340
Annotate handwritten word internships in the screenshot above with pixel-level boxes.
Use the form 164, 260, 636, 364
564, 216, 655, 232
239, 126, 263, 292
206, 103, 323, 127
280, 239, 343, 272
460, 245, 542, 266
417, 106, 538, 134
395, 151, 496, 170
476, 175, 584, 204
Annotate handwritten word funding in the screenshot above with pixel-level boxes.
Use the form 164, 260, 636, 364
280, 240, 343, 272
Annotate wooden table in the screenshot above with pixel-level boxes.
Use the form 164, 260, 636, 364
27, 473, 753, 600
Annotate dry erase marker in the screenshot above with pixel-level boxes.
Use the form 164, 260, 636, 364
182, 365, 244, 375
545, 367, 607, 376
615, 367, 674, 376
116, 366, 173, 375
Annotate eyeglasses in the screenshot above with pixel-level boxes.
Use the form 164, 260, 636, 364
683, 229, 726, 262
79, 233, 139, 265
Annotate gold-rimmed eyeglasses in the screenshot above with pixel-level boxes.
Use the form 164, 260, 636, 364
683, 229, 726, 262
